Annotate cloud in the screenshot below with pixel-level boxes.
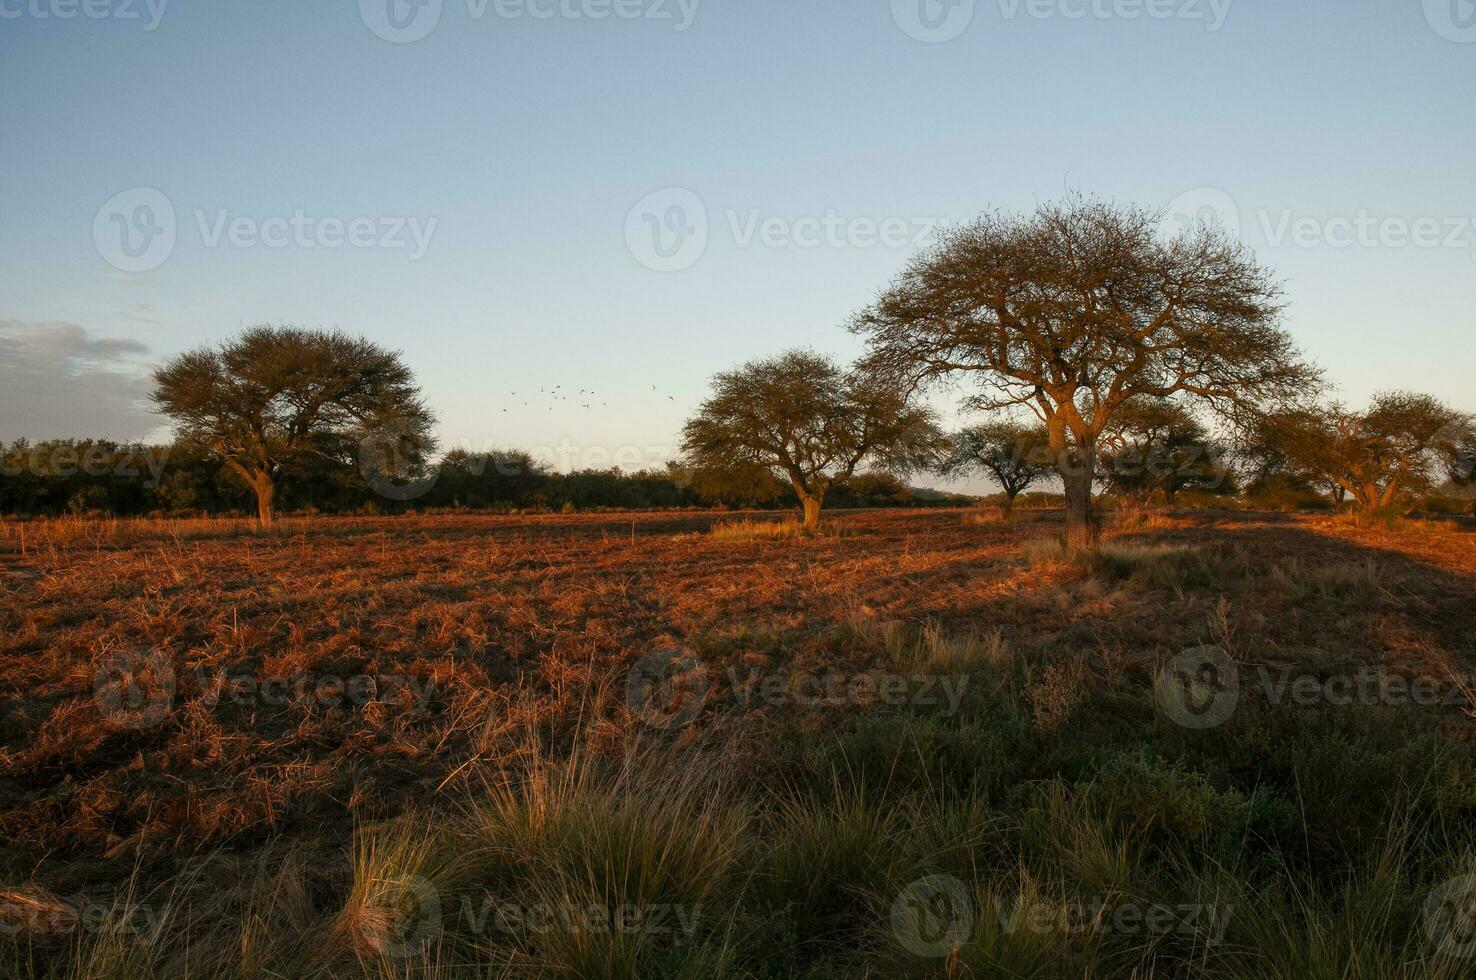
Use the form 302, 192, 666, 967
0, 320, 163, 442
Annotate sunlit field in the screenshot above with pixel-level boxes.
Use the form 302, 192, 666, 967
3, 507, 1475, 978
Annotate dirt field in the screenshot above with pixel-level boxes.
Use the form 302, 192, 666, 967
3, 508, 1476, 977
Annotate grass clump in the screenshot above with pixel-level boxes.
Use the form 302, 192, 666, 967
1266, 557, 1396, 603
707, 518, 851, 542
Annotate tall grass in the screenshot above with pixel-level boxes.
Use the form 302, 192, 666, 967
8, 615, 1476, 979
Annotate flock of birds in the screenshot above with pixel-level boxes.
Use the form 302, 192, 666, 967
500, 385, 677, 412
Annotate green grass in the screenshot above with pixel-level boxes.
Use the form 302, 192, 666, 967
1022, 538, 1249, 592
9, 619, 1476, 979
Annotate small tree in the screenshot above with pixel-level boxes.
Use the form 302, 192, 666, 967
852, 196, 1318, 549
1447, 427, 1476, 514
940, 419, 1053, 516
1254, 392, 1470, 515
680, 349, 942, 531
152, 326, 434, 526
1099, 399, 1232, 507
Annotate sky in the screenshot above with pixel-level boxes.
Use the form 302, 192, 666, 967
2, 0, 1474, 494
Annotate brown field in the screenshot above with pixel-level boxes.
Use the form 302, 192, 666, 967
3, 508, 1476, 977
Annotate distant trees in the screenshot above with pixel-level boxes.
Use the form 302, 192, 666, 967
1251, 392, 1471, 516
680, 350, 944, 531
853, 196, 1318, 549
0, 440, 170, 516
152, 326, 434, 526
1447, 429, 1476, 512
940, 419, 1053, 515
434, 449, 549, 508
1098, 400, 1232, 507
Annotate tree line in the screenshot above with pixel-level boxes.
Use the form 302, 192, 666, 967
3, 196, 1472, 533
0, 438, 953, 519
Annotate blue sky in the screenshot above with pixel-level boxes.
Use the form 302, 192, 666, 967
2, 0, 1473, 490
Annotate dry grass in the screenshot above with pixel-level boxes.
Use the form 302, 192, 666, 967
2, 507, 1475, 977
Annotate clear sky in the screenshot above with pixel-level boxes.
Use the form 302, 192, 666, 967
2, 0, 1473, 493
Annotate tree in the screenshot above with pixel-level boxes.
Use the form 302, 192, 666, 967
1253, 392, 1471, 515
151, 326, 434, 526
1098, 399, 1232, 507
1447, 427, 1476, 514
680, 349, 943, 531
432, 449, 549, 510
851, 196, 1318, 550
939, 418, 1053, 515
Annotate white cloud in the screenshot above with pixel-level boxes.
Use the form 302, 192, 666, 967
0, 320, 162, 442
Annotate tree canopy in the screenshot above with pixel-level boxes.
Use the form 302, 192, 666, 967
939, 418, 1054, 514
680, 349, 943, 529
852, 195, 1319, 547
1251, 392, 1471, 515
151, 325, 434, 525
1099, 399, 1232, 506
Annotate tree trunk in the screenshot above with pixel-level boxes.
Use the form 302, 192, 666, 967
1002, 490, 1018, 517
252, 470, 276, 527
1062, 455, 1097, 551
801, 494, 823, 532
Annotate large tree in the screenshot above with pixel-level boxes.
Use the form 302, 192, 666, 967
680, 349, 942, 531
852, 196, 1318, 549
1253, 392, 1471, 515
939, 418, 1054, 516
152, 326, 434, 525
1099, 399, 1232, 507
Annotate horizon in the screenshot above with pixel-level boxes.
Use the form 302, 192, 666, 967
3, 0, 1474, 497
